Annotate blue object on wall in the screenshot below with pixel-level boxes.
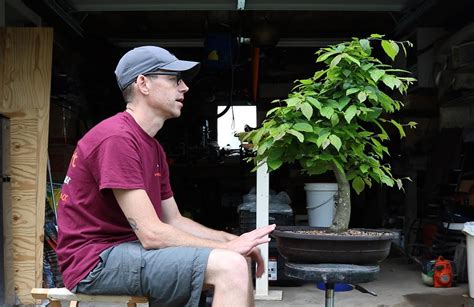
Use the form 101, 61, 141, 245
204, 33, 236, 70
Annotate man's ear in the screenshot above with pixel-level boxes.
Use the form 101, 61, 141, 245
135, 75, 150, 95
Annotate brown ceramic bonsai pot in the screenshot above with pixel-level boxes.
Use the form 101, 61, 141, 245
271, 226, 395, 264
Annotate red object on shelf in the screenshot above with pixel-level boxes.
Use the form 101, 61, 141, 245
252, 47, 260, 102
422, 224, 437, 246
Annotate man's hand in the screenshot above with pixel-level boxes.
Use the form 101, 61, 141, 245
225, 224, 275, 257
249, 247, 265, 278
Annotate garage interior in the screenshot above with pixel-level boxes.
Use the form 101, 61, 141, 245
3, 0, 474, 305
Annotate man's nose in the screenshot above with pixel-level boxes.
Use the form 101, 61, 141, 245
179, 81, 189, 92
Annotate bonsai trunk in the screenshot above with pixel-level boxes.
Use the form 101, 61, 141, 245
329, 163, 351, 232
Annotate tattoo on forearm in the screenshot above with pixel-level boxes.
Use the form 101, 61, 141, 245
128, 218, 138, 231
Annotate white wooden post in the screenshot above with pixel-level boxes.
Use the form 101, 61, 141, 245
254, 162, 282, 300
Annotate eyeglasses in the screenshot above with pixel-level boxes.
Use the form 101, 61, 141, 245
144, 71, 183, 86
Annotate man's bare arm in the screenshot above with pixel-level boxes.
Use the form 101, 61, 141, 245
113, 189, 273, 254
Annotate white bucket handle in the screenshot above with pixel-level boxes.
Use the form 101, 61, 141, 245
306, 194, 336, 210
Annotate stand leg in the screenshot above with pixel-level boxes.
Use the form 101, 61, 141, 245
325, 283, 334, 307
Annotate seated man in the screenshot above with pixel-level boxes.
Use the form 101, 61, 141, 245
56, 46, 275, 307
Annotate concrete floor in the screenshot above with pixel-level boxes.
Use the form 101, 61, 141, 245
42, 256, 473, 307
256, 256, 473, 307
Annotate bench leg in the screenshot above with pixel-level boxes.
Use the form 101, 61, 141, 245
127, 303, 137, 307
50, 301, 62, 307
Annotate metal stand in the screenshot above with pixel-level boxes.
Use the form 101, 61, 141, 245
284, 263, 380, 307
325, 283, 335, 307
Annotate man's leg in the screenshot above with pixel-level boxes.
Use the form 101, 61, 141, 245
74, 241, 212, 307
205, 249, 252, 307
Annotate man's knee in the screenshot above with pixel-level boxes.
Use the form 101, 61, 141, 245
205, 249, 248, 285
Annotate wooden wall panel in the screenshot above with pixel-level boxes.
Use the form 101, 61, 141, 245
0, 27, 52, 304
1, 117, 14, 305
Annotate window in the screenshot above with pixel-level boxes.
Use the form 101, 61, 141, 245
217, 106, 256, 149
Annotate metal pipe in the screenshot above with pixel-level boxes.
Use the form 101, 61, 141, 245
325, 283, 335, 307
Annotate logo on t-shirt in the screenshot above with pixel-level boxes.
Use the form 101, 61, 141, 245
70, 151, 79, 168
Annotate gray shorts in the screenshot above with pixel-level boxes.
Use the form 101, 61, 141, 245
73, 241, 212, 307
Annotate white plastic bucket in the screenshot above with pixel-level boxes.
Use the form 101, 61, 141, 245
304, 183, 338, 227
467, 235, 474, 297
463, 222, 474, 298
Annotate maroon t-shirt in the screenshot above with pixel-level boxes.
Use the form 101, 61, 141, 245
56, 112, 173, 289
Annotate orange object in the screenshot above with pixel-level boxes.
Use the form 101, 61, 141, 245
433, 256, 453, 288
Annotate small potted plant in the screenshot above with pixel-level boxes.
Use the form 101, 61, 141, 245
240, 34, 416, 263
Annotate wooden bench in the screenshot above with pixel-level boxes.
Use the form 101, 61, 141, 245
31, 288, 148, 307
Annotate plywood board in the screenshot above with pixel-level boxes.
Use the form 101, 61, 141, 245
0, 27, 52, 304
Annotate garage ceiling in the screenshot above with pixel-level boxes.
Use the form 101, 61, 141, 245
7, 0, 473, 49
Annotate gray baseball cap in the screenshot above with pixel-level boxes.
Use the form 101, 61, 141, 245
115, 46, 200, 90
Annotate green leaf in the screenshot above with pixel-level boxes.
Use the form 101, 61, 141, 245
267, 159, 283, 171
320, 107, 334, 119
346, 88, 360, 96
338, 96, 351, 110
330, 113, 340, 126
390, 119, 406, 138
401, 43, 407, 57
327, 99, 339, 109
288, 129, 304, 142
342, 54, 361, 66
364, 178, 372, 188
357, 91, 367, 102
382, 74, 402, 90
286, 97, 300, 107
306, 134, 319, 144
306, 96, 321, 109
369, 69, 385, 82
300, 102, 313, 120
293, 122, 313, 132
361, 63, 374, 71
408, 121, 417, 128
322, 139, 331, 149
252, 129, 265, 145
381, 40, 400, 61
352, 176, 365, 194
257, 141, 269, 155
396, 178, 403, 190
370, 34, 384, 39
360, 164, 370, 173
329, 135, 342, 151
299, 79, 313, 85
316, 131, 330, 148
344, 105, 358, 123
266, 107, 279, 116
380, 174, 394, 187
330, 54, 344, 67
377, 92, 395, 112
313, 69, 327, 80
359, 107, 382, 122
268, 147, 284, 161
359, 39, 371, 53
317, 50, 339, 62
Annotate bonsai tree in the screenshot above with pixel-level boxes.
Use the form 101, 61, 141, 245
240, 34, 416, 232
